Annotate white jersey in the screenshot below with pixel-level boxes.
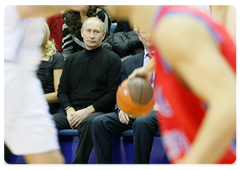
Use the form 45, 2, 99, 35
4, 5, 45, 70
4, 5, 59, 155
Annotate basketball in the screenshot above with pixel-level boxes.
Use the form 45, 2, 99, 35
117, 77, 155, 117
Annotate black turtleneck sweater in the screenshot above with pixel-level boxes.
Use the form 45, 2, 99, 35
58, 46, 122, 113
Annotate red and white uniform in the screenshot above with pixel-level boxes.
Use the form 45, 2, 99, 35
152, 5, 236, 164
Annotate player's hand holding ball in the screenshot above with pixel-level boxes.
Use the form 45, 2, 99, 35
117, 77, 155, 118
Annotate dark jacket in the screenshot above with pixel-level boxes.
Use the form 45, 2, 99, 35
102, 31, 143, 58
113, 20, 132, 33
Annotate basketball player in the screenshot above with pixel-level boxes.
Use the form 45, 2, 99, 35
4, 5, 87, 164
107, 5, 236, 164
210, 5, 236, 42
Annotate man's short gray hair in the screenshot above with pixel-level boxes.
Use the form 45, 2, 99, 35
81, 17, 106, 34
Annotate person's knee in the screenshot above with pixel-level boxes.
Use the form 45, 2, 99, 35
52, 112, 68, 130
133, 118, 148, 130
90, 116, 106, 133
79, 115, 94, 129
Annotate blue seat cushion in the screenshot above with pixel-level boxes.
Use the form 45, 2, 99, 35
58, 129, 160, 136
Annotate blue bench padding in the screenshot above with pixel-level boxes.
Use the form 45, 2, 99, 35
58, 129, 78, 136
58, 129, 160, 136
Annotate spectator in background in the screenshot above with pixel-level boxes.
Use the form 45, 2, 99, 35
47, 13, 63, 53
37, 21, 65, 114
91, 30, 160, 164
62, 5, 111, 59
53, 17, 122, 163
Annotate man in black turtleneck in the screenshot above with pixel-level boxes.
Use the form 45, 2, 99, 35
53, 17, 122, 163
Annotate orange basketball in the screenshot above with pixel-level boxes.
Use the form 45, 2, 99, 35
116, 77, 155, 117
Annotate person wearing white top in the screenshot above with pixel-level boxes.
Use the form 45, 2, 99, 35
4, 5, 87, 164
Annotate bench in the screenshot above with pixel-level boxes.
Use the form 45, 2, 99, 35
58, 129, 169, 164
58, 129, 160, 136
7, 129, 169, 164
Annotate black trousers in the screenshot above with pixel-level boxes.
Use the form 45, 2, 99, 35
53, 111, 105, 164
90, 111, 159, 164
2, 142, 11, 165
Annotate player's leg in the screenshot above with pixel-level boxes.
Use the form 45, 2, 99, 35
24, 149, 65, 164
4, 63, 64, 164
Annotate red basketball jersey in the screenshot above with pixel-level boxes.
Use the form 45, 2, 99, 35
152, 6, 236, 164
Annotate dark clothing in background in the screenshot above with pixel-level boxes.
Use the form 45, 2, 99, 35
57, 46, 122, 112
37, 52, 65, 114
90, 52, 159, 164
54, 46, 122, 163
113, 20, 132, 33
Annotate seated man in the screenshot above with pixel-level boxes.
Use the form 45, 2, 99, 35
53, 17, 122, 164
90, 30, 160, 164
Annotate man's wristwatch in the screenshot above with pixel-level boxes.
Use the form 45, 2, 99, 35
65, 106, 70, 111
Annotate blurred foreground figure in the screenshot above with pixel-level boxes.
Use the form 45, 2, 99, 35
4, 5, 87, 164
108, 5, 236, 164
211, 5, 236, 42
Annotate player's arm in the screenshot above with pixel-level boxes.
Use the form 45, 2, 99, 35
155, 15, 236, 164
16, 5, 88, 18
211, 5, 236, 42
128, 58, 155, 81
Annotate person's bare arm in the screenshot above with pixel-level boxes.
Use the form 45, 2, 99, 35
211, 5, 236, 42
44, 68, 63, 103
17, 5, 88, 18
225, 6, 236, 42
155, 15, 236, 164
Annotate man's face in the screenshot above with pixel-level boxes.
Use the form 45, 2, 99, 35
81, 20, 106, 50
138, 31, 152, 50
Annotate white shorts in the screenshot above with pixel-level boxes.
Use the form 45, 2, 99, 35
4, 62, 60, 155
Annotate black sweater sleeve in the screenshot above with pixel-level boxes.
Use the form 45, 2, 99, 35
57, 58, 73, 110
92, 52, 122, 112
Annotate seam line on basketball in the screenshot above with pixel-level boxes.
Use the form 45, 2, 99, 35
139, 78, 143, 105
